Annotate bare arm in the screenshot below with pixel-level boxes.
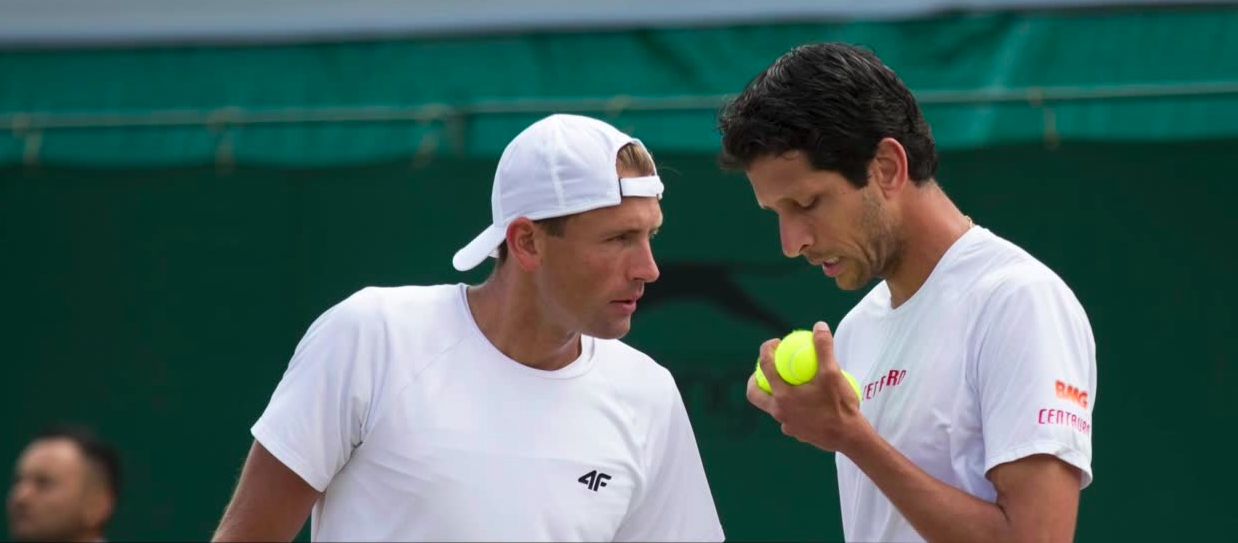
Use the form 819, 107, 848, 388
213, 441, 322, 542
845, 431, 1080, 542
748, 322, 1081, 542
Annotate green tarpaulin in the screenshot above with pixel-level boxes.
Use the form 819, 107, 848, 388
3, 8, 1237, 167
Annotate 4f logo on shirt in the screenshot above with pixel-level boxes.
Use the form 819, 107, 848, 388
578, 470, 611, 492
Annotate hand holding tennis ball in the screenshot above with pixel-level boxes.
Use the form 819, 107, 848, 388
754, 329, 862, 400
747, 323, 870, 455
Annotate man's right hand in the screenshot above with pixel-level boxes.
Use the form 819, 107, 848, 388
745, 321, 872, 455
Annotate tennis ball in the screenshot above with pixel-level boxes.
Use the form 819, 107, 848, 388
841, 370, 862, 401
754, 330, 862, 400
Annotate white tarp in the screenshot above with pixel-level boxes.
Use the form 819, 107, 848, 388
0, 0, 1228, 48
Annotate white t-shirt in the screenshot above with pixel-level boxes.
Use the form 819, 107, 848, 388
252, 284, 723, 542
834, 226, 1096, 543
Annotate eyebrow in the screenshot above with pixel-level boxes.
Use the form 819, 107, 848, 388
757, 197, 797, 211
765, 186, 825, 210
604, 224, 661, 236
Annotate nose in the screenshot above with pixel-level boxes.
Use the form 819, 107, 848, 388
629, 238, 660, 284
8, 480, 32, 508
779, 216, 812, 258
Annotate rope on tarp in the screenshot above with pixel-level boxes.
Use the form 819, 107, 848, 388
4, 81, 1238, 132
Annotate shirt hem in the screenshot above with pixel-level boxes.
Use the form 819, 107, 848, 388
251, 420, 331, 492
985, 440, 1093, 489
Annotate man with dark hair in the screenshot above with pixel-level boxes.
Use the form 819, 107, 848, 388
7, 426, 121, 543
720, 43, 1096, 542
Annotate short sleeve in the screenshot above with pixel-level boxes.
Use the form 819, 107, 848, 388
614, 375, 724, 542
250, 289, 386, 492
975, 276, 1097, 488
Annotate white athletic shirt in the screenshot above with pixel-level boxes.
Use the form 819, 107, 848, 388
834, 226, 1096, 542
251, 284, 723, 542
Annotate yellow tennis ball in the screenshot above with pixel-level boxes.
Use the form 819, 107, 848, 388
754, 330, 862, 400
842, 370, 862, 400
754, 360, 772, 392
753, 330, 816, 389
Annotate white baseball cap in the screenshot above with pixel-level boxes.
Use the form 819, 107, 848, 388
452, 114, 664, 271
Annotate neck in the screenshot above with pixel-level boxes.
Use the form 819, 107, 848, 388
67, 531, 105, 543
885, 181, 973, 308
466, 266, 582, 371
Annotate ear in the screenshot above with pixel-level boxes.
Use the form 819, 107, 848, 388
870, 137, 910, 197
82, 489, 113, 532
505, 218, 542, 272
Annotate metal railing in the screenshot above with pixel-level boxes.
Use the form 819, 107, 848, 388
4, 81, 1238, 132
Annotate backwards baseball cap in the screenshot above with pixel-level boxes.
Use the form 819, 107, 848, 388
452, 114, 664, 271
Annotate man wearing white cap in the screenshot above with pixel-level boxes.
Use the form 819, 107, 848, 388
212, 114, 725, 542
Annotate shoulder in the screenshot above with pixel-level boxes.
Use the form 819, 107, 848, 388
592, 338, 680, 407
319, 284, 463, 338
959, 232, 1092, 346
299, 284, 467, 372
964, 231, 1083, 314
330, 284, 460, 322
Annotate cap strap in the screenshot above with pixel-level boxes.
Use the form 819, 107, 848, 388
619, 175, 663, 199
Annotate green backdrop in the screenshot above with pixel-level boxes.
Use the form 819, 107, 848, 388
4, 8, 1238, 167
3, 140, 1236, 541
3, 6, 1238, 542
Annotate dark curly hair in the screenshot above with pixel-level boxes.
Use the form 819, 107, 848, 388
719, 43, 938, 187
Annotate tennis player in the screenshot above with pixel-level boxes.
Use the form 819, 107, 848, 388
213, 114, 723, 542
720, 43, 1097, 542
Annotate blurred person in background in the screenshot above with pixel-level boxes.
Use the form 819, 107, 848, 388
7, 426, 121, 543
720, 43, 1096, 542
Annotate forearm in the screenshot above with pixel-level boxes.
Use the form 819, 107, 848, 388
842, 430, 1013, 543
212, 488, 307, 542
213, 510, 293, 543
212, 442, 319, 542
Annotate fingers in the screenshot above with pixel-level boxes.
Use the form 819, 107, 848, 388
745, 373, 775, 415
759, 338, 780, 365
812, 321, 841, 374
757, 338, 790, 395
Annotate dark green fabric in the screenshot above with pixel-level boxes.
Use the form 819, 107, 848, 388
3, 141, 1235, 540
3, 8, 1238, 167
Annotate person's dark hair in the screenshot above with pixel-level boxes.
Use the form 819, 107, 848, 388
34, 425, 122, 505
718, 42, 938, 187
